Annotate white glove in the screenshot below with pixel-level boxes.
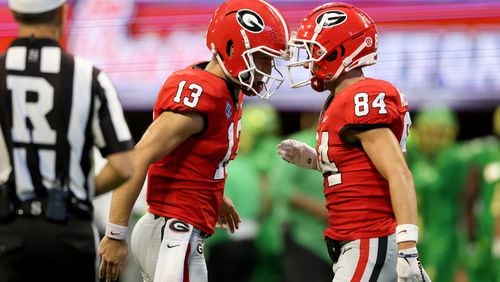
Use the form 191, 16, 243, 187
277, 139, 318, 170
397, 247, 431, 282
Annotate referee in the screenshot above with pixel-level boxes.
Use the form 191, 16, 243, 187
0, 0, 135, 281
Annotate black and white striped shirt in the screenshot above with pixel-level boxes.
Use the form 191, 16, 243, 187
0, 37, 134, 202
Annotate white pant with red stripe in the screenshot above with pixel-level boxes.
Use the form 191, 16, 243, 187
131, 212, 208, 282
331, 234, 397, 281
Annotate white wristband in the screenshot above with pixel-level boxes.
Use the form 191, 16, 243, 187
105, 222, 128, 240
396, 224, 419, 243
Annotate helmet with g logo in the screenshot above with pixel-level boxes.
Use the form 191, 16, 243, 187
206, 0, 290, 98
287, 2, 378, 91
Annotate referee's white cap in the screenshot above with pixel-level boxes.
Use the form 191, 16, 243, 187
9, 0, 66, 14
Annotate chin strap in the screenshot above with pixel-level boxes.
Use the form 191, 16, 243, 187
211, 43, 240, 85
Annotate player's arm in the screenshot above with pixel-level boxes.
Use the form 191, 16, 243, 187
357, 127, 431, 281
98, 110, 204, 282
94, 151, 134, 196
494, 188, 500, 265
216, 196, 241, 233
462, 164, 481, 242
356, 127, 418, 249
108, 110, 203, 226
290, 193, 328, 220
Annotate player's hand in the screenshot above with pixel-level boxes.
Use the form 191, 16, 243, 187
397, 247, 431, 282
216, 196, 241, 233
277, 139, 318, 170
98, 236, 128, 282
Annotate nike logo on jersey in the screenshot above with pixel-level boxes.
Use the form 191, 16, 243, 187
167, 244, 180, 248
110, 231, 122, 235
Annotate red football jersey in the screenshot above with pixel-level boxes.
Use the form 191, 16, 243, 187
147, 63, 243, 235
317, 78, 411, 241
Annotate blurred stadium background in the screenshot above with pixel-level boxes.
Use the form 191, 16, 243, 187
1, 0, 498, 139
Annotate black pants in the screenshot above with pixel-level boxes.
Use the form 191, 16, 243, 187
0, 215, 96, 282
283, 232, 333, 282
207, 239, 258, 282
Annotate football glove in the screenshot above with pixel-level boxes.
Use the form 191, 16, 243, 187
277, 139, 318, 170
397, 247, 431, 282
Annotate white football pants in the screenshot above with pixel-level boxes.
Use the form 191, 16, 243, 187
131, 213, 208, 282
331, 234, 398, 281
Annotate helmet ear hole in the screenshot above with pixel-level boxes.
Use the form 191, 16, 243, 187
326, 49, 338, 62
339, 45, 345, 56
225, 40, 234, 57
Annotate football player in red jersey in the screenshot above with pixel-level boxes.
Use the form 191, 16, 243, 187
277, 3, 430, 281
97, 0, 289, 281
